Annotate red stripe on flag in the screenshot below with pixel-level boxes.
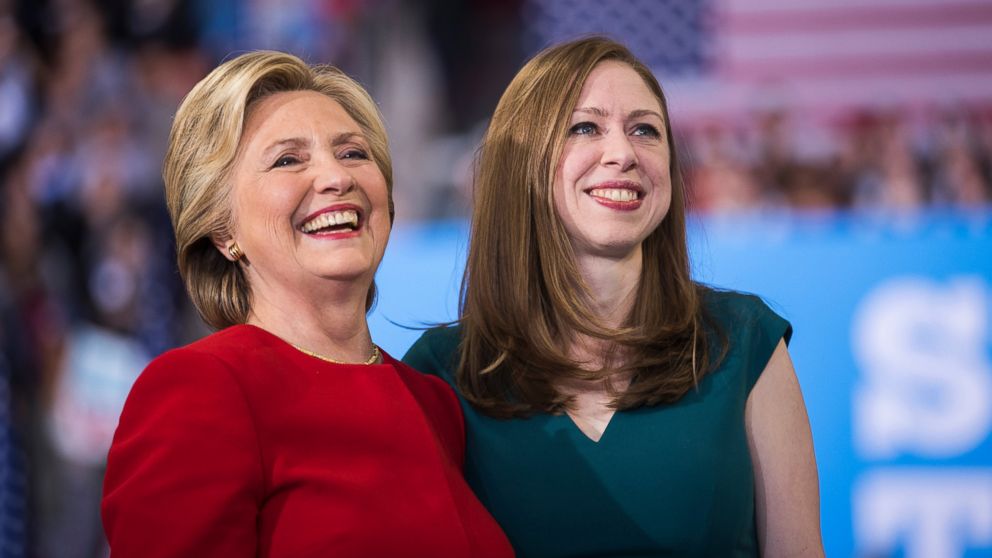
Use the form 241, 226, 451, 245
717, 3, 992, 34
719, 52, 992, 80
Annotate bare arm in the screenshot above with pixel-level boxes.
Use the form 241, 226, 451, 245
745, 339, 825, 557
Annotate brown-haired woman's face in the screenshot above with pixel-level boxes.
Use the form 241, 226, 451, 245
553, 61, 671, 261
226, 90, 391, 300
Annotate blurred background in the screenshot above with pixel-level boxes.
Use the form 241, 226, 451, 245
0, 0, 990, 556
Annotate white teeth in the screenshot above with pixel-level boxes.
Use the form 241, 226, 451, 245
589, 188, 638, 202
301, 209, 359, 233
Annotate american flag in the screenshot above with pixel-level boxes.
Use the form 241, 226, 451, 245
523, 0, 992, 119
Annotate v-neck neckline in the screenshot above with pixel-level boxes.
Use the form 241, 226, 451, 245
563, 408, 619, 444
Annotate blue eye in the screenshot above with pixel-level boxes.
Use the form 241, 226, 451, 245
272, 155, 301, 168
632, 124, 661, 138
569, 122, 598, 136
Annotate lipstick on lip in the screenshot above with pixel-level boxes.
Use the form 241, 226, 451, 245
585, 180, 644, 210
299, 202, 365, 238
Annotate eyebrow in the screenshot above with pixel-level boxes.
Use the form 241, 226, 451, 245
330, 132, 366, 146
261, 132, 367, 159
574, 107, 609, 118
573, 107, 666, 123
629, 109, 665, 122
262, 138, 308, 159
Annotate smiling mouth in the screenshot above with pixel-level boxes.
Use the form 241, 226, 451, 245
300, 208, 361, 235
588, 188, 641, 202
585, 181, 644, 207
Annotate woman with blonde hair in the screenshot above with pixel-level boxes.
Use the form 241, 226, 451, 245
404, 37, 824, 557
101, 51, 513, 557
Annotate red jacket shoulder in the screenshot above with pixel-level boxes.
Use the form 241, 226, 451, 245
387, 352, 466, 467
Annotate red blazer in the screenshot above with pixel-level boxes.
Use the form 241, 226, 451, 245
102, 325, 513, 558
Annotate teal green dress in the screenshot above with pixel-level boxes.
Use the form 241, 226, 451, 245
402, 290, 791, 558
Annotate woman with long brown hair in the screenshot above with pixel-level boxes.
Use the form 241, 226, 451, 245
404, 37, 823, 557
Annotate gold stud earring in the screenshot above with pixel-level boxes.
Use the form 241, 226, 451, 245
228, 243, 244, 262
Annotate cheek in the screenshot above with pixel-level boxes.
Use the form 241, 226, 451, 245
551, 173, 573, 229
371, 185, 391, 213
557, 145, 594, 186
552, 149, 584, 215
233, 179, 299, 239
369, 201, 391, 230
359, 171, 392, 239
358, 168, 390, 205
228, 183, 255, 237
643, 152, 672, 190
367, 210, 392, 265
656, 172, 674, 223
655, 174, 673, 218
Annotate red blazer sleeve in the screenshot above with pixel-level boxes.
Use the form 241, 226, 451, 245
102, 349, 264, 557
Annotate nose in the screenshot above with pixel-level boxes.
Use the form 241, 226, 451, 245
601, 130, 638, 172
313, 158, 356, 195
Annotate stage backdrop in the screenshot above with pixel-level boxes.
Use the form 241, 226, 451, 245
369, 209, 992, 558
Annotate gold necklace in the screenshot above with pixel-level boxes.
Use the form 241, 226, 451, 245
290, 343, 381, 365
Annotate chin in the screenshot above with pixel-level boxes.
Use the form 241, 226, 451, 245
580, 240, 643, 259
313, 261, 376, 281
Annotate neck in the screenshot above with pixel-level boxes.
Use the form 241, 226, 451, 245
247, 275, 375, 363
561, 245, 642, 374
574, 245, 643, 329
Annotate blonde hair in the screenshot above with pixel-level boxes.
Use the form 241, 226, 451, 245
457, 37, 724, 417
163, 51, 393, 330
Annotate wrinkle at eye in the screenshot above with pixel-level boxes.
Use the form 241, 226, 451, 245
267, 219, 282, 243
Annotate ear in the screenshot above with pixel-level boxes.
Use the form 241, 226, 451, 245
210, 233, 238, 262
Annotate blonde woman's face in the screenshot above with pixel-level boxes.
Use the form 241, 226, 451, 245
552, 61, 671, 261
226, 90, 391, 303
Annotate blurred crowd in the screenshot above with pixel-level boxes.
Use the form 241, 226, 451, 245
683, 106, 992, 214
0, 0, 990, 555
